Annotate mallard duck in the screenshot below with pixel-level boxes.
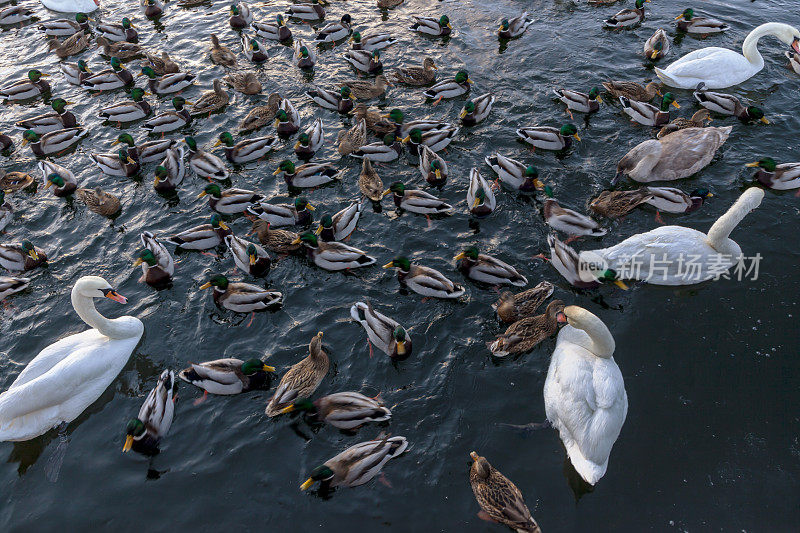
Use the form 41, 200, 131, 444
498, 12, 533, 38
97, 17, 138, 43
96, 36, 143, 60
198, 183, 262, 214
114, 134, 174, 163
293, 40, 317, 69
0, 70, 50, 101
215, 131, 278, 163
345, 49, 383, 74
293, 232, 376, 271
153, 148, 186, 193
460, 93, 495, 126
492, 281, 555, 323
469, 452, 541, 532
377, 0, 404, 8
247, 196, 315, 227
280, 392, 392, 429
223, 71, 261, 95
350, 31, 396, 53
455, 246, 527, 286
229, 2, 253, 29
615, 126, 732, 183
15, 98, 78, 134
543, 190, 606, 237
392, 58, 436, 86
342, 75, 390, 100
122, 370, 175, 455
353, 104, 398, 135
383, 257, 465, 298
39, 12, 90, 37
410, 15, 451, 37
358, 159, 383, 202
241, 35, 268, 63
178, 358, 274, 395
62, 60, 93, 86
76, 187, 121, 216
589, 188, 653, 218
250, 219, 301, 254
352, 133, 402, 163
402, 126, 459, 154
266, 332, 329, 416
384, 181, 453, 216
210, 34, 237, 67
274, 97, 300, 135
274, 160, 342, 189
0, 191, 12, 232
253, 14, 292, 41
190, 79, 229, 116
0, 133, 13, 154
620, 92, 679, 126
134, 231, 174, 286
544, 233, 627, 290
167, 213, 231, 249
553, 87, 602, 118
350, 301, 411, 360
484, 154, 543, 192
239, 93, 281, 132
184, 136, 228, 180
307, 86, 355, 113
144, 51, 179, 76
98, 87, 152, 123
142, 0, 164, 19
22, 128, 87, 156
200, 274, 283, 313
604, 0, 647, 29
693, 83, 768, 122
0, 275, 29, 300
657, 109, 712, 138
39, 161, 77, 197
313, 14, 352, 43
0, 171, 33, 192
488, 300, 565, 357
81, 57, 134, 91
300, 434, 408, 490
516, 124, 579, 151
675, 8, 729, 34
644, 28, 669, 60
0, 6, 33, 25
467, 168, 496, 217
419, 145, 448, 187
287, 0, 326, 21
315, 201, 362, 242
746, 157, 800, 190
295, 118, 324, 160
786, 51, 800, 74
601, 80, 660, 102
225, 234, 271, 277
48, 30, 89, 58
140, 67, 195, 95
643, 186, 713, 213
91, 148, 140, 177
423, 70, 472, 103
0, 240, 47, 272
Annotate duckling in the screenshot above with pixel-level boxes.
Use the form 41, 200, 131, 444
352, 133, 402, 163
498, 12, 533, 38
746, 157, 800, 190
469, 451, 541, 532
553, 87, 602, 118
315, 201, 362, 242
96, 36, 143, 60
313, 14, 352, 43
307, 86, 355, 114
338, 119, 367, 156
0, 70, 50, 101
384, 181, 453, 216
98, 87, 152, 123
190, 79, 229, 116
241, 35, 268, 63
184, 136, 228, 180
210, 34, 237, 67
620, 92, 680, 126
140, 67, 195, 95
644, 28, 669, 60
423, 70, 472, 103
287, 0, 326, 21
274, 98, 300, 135
62, 60, 93, 86
168, 214, 231, 250
48, 30, 89, 58
273, 160, 342, 189
198, 183, 262, 215
392, 57, 437, 86
543, 188, 606, 237
293, 40, 317, 69
200, 274, 283, 314
15, 98, 78, 134
0, 241, 47, 272
294, 118, 324, 160
342, 74, 391, 100
345, 49, 383, 74
122, 370, 175, 455
21, 128, 87, 156
97, 17, 138, 43
144, 51, 179, 76
178, 358, 275, 395
358, 159, 383, 202
82, 57, 133, 92
266, 332, 328, 417
247, 197, 315, 227
693, 83, 768, 123
0, 275, 29, 300
675, 8, 729, 34
604, 0, 647, 29
134, 231, 174, 287
350, 302, 411, 360
250, 219, 301, 254
91, 148, 140, 177
455, 246, 527, 286
279, 392, 392, 429
229, 3, 253, 29
418, 145, 448, 187
602, 80, 660, 102
293, 232, 377, 271
410, 15, 452, 37
467, 168, 496, 217
225, 234, 271, 277
253, 14, 292, 42
516, 124, 580, 150
460, 93, 495, 126
76, 187, 121, 216
492, 281, 555, 323
589, 188, 653, 218
488, 300, 565, 357
39, 12, 90, 37
223, 71, 261, 95
484, 154, 543, 192
215, 131, 278, 164
383, 257, 465, 299
239, 93, 282, 132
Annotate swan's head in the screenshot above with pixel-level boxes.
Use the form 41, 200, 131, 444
772, 24, 800, 52
74, 276, 127, 303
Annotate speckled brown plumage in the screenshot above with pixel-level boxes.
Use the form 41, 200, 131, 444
489, 300, 565, 356
265, 332, 329, 416
469, 452, 540, 533
251, 219, 301, 254
493, 281, 554, 323
589, 188, 653, 218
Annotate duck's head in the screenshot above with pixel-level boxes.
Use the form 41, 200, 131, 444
246, 244, 259, 265
28, 69, 47, 82
651, 40, 664, 59
393, 326, 409, 356
439, 15, 451, 29
153, 165, 168, 186
199, 274, 229, 291
454, 246, 479, 262
74, 275, 127, 303
340, 14, 352, 25
499, 19, 510, 32
75, 12, 89, 24
454, 70, 473, 85
198, 183, 222, 199
140, 66, 157, 79
472, 187, 488, 208
746, 157, 777, 172
133, 248, 157, 267
301, 464, 334, 490
276, 14, 286, 26
315, 214, 333, 234
340, 86, 355, 100
351, 31, 362, 43
110, 57, 123, 71
634, 0, 647, 9
230, 5, 240, 16
51, 98, 70, 114
215, 131, 234, 147
45, 173, 65, 189
295, 196, 314, 212
588, 87, 603, 103
382, 256, 411, 272
430, 159, 443, 180
118, 148, 136, 165
172, 96, 188, 110
112, 133, 135, 148
745, 106, 769, 124
121, 17, 134, 30
280, 397, 315, 415
129, 87, 146, 101
295, 133, 310, 149
469, 451, 491, 478
676, 8, 694, 21
21, 130, 39, 146
123, 418, 145, 452
382, 133, 396, 146
660, 92, 680, 111
183, 136, 198, 152
383, 181, 406, 196
460, 100, 475, 118
560, 123, 580, 141
274, 109, 289, 127
242, 358, 275, 374
690, 187, 713, 202
402, 128, 422, 145
273, 159, 295, 175
77, 60, 91, 74
385, 108, 404, 124
208, 213, 229, 230
298, 45, 310, 58
291, 231, 319, 248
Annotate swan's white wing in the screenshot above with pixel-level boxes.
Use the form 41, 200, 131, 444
658, 48, 757, 89
9, 329, 100, 389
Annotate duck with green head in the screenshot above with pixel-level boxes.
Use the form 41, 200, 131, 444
604, 0, 648, 29
44, 172, 77, 197
122, 370, 174, 455
225, 234, 271, 277
140, 66, 195, 95
0, 239, 47, 272
675, 7, 729, 34
692, 83, 769, 123
383, 256, 465, 298
455, 245, 528, 287
135, 231, 174, 287
198, 183, 262, 214
291, 231, 376, 271
293, 41, 316, 69
401, 126, 459, 156
247, 196, 315, 227
423, 69, 472, 103
644, 28, 670, 60
274, 106, 299, 135
200, 273, 283, 314
82, 57, 133, 91
142, 96, 192, 134
553, 87, 602, 118
419, 145, 448, 187
96, 17, 138, 43
229, 3, 252, 29
215, 131, 279, 164
0, 70, 50, 101
467, 168, 496, 217
98, 87, 151, 123
280, 392, 392, 429
312, 13, 353, 43
22, 127, 87, 156
350, 31, 397, 52
641, 186, 713, 217
15, 98, 77, 134
179, 357, 275, 397
621, 91, 679, 126
411, 14, 452, 36
253, 13, 292, 41
383, 181, 454, 215
242, 36, 269, 63
184, 136, 229, 180
314, 201, 362, 242
273, 160, 341, 189
38, 12, 91, 37
345, 49, 383, 74
62, 59, 93, 86
91, 147, 140, 177
352, 133, 402, 163
294, 118, 324, 160
460, 93, 495, 126
167, 213, 231, 250
498, 12, 533, 39
517, 123, 580, 150
746, 157, 800, 190
306, 85, 355, 113
350, 300, 412, 360
485, 154, 543, 192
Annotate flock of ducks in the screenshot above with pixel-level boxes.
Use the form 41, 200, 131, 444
0, 1, 798, 531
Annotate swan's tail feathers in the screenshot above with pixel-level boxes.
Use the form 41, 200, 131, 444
565, 440, 607, 486
653, 67, 677, 88
706, 187, 764, 249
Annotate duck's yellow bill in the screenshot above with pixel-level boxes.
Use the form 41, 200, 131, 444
263, 364, 275, 372
249, 254, 257, 266
595, 96, 603, 104
133, 258, 143, 267
382, 189, 392, 196
760, 117, 770, 124
454, 252, 466, 261
44, 180, 53, 189
382, 261, 394, 269
745, 161, 761, 167
671, 101, 681, 109
314, 226, 323, 235
470, 451, 479, 461
650, 50, 659, 59
199, 282, 213, 290
290, 237, 301, 244
573, 133, 581, 141
28, 250, 39, 260
196, 191, 207, 198
218, 221, 230, 230
280, 405, 296, 414
614, 280, 629, 290
272, 168, 282, 175
459, 109, 468, 119
123, 435, 134, 452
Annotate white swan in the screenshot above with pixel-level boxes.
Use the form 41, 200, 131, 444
579, 188, 764, 286
0, 276, 143, 442
40, 0, 99, 13
543, 306, 627, 486
655, 22, 800, 89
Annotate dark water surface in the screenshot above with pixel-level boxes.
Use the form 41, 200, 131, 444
1, 0, 799, 531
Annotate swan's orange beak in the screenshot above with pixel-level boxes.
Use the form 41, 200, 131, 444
104, 289, 127, 304
556, 312, 567, 324
793, 38, 800, 55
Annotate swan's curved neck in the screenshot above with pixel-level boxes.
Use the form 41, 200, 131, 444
741, 23, 786, 66
706, 189, 764, 252
568, 309, 615, 358
71, 291, 129, 339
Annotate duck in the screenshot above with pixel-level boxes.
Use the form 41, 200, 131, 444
0, 133, 13, 154
460, 93, 495, 126
0, 171, 33, 192
223, 71, 261, 95
352, 105, 399, 136
693, 83, 769, 123
178, 358, 274, 396
315, 201, 362, 242
39, 12, 91, 37
293, 119, 324, 161
76, 187, 121, 217
81, 57, 134, 91
488, 300, 565, 357
210, 34, 237, 67
601, 80, 660, 102
0, 70, 50, 101
423, 70, 472, 103
142, 0, 164, 19
184, 136, 228, 180
167, 213, 231, 250
419, 145, 448, 187
589, 188, 653, 219
91, 148, 140, 177
350, 301, 411, 360
0, 276, 29, 301
279, 392, 392, 429
656, 22, 800, 89
342, 74, 391, 100
392, 57, 437, 86
643, 186, 713, 215
153, 150, 186, 193
274, 98, 300, 135
0, 276, 142, 442
266, 332, 329, 417
293, 232, 376, 271
48, 30, 89, 58
39, 161, 77, 196
134, 231, 174, 287
455, 246, 527, 286
96, 36, 143, 60
225, 234, 271, 277
229, 3, 253, 29
97, 17, 138, 43
484, 154, 543, 192
352, 134, 402, 163
22, 128, 88, 156
657, 109, 712, 138
198, 183, 262, 214
215, 131, 278, 164
377, 0, 404, 7
786, 50, 800, 74
620, 92, 679, 126
287, 0, 326, 21
402, 126, 459, 155
0, 191, 12, 232
604, 0, 647, 29
543, 234, 627, 290
252, 14, 292, 41
410, 15, 451, 37
498, 12, 533, 39
0, 6, 34, 26
200, 274, 283, 313
543, 190, 606, 237
114, 134, 175, 163
190, 79, 229, 117
675, 8, 729, 34
614, 126, 731, 183
492, 281, 555, 323
384, 257, 465, 299
140, 67, 195, 95
293, 40, 317, 69
544, 306, 627, 485
516, 124, 580, 151
250, 220, 301, 254
313, 14, 352, 43
469, 452, 541, 532
384, 182, 453, 216
345, 49, 383, 74
746, 158, 800, 190
307, 86, 355, 114
644, 28, 669, 60
98, 87, 152, 123
273, 160, 341, 189
239, 93, 282, 132
350, 31, 396, 52
467, 168, 496, 217
247, 197, 315, 227
62, 60, 93, 86
0, 241, 47, 272
144, 51, 179, 76
15, 98, 78, 134
579, 188, 763, 285
358, 159, 383, 202
553, 87, 601, 118
122, 370, 175, 455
